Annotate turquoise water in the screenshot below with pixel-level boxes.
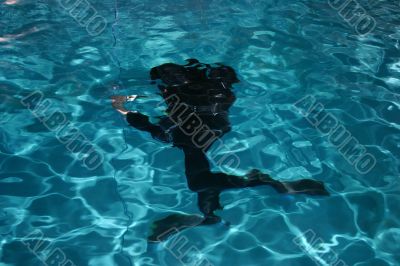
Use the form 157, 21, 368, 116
1, 0, 400, 265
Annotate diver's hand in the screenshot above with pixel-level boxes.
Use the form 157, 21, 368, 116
111, 95, 128, 115
111, 95, 126, 105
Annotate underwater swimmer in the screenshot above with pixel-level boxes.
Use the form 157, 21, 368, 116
111, 59, 329, 242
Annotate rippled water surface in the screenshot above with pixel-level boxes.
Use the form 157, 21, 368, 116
1, 0, 400, 265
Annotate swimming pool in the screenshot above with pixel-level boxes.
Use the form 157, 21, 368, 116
1, 0, 399, 265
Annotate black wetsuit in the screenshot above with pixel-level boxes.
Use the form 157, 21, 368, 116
125, 59, 329, 241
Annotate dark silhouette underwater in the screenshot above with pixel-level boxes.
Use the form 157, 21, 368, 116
111, 59, 329, 242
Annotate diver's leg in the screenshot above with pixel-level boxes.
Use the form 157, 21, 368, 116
126, 111, 159, 132
197, 189, 223, 224
147, 152, 223, 243
182, 147, 266, 191
183, 147, 275, 191
183, 147, 329, 195
182, 147, 226, 223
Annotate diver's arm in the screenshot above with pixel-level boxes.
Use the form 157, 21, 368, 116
126, 112, 154, 130
111, 95, 165, 137
111, 96, 154, 128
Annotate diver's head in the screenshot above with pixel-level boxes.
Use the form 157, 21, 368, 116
208, 65, 240, 86
150, 60, 240, 88
150, 63, 189, 86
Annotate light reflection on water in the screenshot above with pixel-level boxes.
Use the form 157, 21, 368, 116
0, 0, 399, 265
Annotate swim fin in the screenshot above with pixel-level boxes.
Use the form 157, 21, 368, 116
279, 179, 330, 196
245, 170, 329, 196
147, 213, 204, 243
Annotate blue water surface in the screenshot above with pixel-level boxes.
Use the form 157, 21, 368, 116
0, 0, 400, 265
